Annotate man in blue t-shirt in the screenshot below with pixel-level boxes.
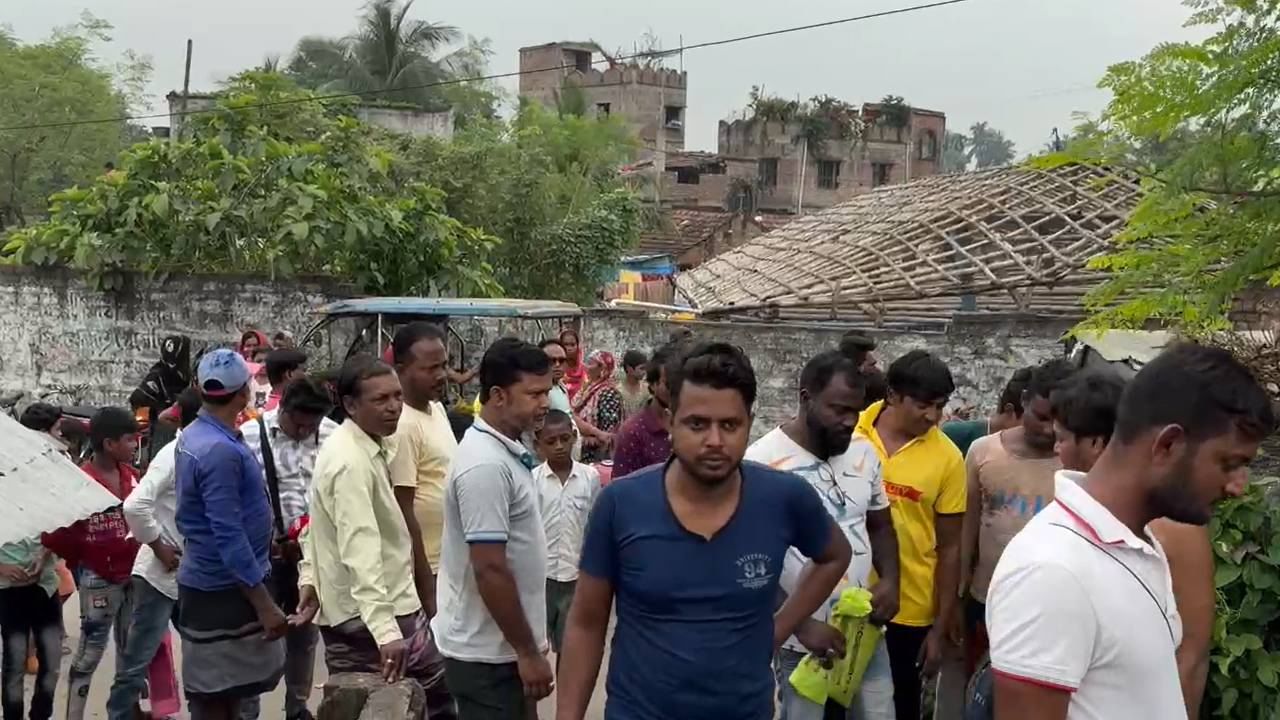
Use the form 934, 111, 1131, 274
555, 342, 853, 720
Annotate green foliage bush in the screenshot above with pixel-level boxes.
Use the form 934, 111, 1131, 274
1207, 478, 1280, 719
3, 73, 645, 302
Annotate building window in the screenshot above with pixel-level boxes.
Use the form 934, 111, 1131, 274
872, 163, 893, 187
569, 50, 592, 74
817, 160, 841, 190
758, 158, 779, 189
664, 105, 683, 128
675, 167, 701, 185
596, 102, 611, 118
918, 130, 938, 160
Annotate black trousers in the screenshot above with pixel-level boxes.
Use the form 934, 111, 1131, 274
442, 658, 536, 720
885, 622, 932, 720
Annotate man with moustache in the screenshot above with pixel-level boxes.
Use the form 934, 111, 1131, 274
433, 338, 555, 719
555, 342, 853, 720
986, 344, 1274, 720
389, 322, 458, 616
746, 350, 900, 720
295, 356, 454, 717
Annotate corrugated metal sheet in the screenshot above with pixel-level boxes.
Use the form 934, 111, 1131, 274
1074, 330, 1175, 366
0, 414, 118, 545
313, 297, 582, 319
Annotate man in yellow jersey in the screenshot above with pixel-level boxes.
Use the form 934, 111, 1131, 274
854, 350, 965, 720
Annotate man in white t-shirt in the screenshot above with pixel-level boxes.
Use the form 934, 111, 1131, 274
108, 388, 201, 720
746, 349, 900, 720
986, 343, 1275, 720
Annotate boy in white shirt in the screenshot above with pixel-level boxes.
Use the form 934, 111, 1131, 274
533, 410, 599, 658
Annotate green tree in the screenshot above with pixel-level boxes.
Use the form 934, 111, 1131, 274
2, 73, 498, 297
1052, 0, 1280, 332
0, 14, 152, 229
393, 100, 643, 304
968, 121, 1016, 169
283, 0, 499, 121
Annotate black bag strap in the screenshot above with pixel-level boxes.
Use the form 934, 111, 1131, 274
1049, 522, 1176, 645
257, 417, 287, 538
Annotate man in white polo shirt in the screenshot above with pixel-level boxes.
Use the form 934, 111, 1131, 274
434, 337, 554, 720
986, 343, 1275, 720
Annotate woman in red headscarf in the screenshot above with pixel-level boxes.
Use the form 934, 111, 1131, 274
572, 350, 624, 463
238, 329, 270, 362
559, 328, 587, 399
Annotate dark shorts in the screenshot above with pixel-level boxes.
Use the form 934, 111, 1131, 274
175, 585, 285, 701
442, 659, 536, 720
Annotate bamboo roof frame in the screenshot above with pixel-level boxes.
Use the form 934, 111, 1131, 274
676, 163, 1142, 329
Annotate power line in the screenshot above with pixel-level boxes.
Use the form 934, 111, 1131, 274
0, 0, 975, 133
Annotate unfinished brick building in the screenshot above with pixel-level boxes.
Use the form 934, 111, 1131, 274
718, 102, 947, 213
518, 41, 687, 153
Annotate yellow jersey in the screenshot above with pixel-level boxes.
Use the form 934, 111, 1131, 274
856, 401, 966, 627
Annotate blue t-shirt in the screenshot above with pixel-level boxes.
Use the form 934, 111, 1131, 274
579, 460, 833, 720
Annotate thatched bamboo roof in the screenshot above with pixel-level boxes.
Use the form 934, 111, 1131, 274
676, 163, 1142, 329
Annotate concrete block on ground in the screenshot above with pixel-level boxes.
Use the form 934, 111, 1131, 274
319, 673, 425, 720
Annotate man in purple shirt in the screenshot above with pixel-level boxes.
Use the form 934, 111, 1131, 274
175, 349, 288, 719
611, 339, 680, 478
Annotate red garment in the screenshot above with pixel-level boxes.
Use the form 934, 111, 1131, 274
563, 352, 587, 399
159, 403, 180, 423
42, 462, 140, 584
610, 402, 672, 479
239, 329, 271, 360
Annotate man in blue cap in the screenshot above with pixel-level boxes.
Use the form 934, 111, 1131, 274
175, 348, 288, 720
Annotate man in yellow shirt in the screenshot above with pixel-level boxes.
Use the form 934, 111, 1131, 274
296, 356, 454, 717
854, 350, 966, 720
389, 322, 458, 617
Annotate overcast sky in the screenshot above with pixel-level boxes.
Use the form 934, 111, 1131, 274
11, 0, 1198, 154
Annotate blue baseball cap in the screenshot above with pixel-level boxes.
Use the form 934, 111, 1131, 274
197, 348, 251, 397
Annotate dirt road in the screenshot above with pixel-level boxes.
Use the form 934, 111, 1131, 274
39, 599, 609, 719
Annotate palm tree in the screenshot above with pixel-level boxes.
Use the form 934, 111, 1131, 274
969, 121, 1016, 169
286, 0, 462, 109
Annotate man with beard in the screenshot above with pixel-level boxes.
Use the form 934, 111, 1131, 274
389, 322, 456, 616
959, 359, 1073, 667
433, 338, 553, 719
1048, 370, 1215, 720
610, 339, 680, 478
555, 342, 852, 720
986, 344, 1274, 720
746, 350, 899, 720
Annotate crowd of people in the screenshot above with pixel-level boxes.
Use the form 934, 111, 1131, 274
0, 320, 1271, 720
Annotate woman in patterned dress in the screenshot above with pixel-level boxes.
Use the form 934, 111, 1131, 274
572, 351, 625, 463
